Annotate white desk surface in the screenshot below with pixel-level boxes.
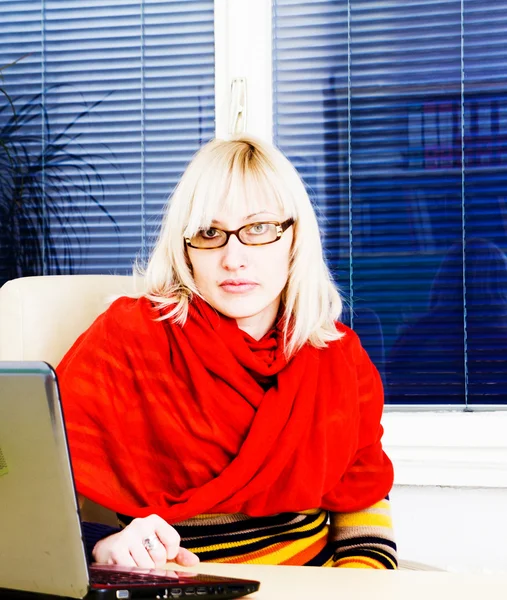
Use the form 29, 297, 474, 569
169, 562, 507, 600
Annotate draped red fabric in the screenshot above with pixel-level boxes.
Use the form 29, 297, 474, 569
57, 296, 393, 522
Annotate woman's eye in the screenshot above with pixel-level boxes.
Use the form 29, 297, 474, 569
200, 228, 219, 238
249, 223, 268, 234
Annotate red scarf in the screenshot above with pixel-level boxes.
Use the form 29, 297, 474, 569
57, 296, 393, 522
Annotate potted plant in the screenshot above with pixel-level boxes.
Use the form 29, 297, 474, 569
0, 59, 118, 286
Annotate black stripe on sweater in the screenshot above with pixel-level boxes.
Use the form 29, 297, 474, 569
192, 517, 328, 561
176, 511, 325, 543
333, 547, 397, 569
333, 535, 397, 552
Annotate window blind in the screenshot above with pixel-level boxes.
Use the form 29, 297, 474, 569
0, 0, 214, 282
273, 0, 507, 406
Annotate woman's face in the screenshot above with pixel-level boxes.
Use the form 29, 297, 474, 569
187, 209, 293, 339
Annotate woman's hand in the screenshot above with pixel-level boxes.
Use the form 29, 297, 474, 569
92, 514, 200, 568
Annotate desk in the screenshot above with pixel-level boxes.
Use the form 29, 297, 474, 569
170, 562, 507, 600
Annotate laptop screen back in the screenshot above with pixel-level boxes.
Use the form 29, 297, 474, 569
0, 362, 90, 598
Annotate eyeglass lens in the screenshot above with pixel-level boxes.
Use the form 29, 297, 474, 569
190, 222, 279, 248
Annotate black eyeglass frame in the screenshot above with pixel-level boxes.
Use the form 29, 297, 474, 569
184, 218, 295, 249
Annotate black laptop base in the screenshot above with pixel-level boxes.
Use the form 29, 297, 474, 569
1, 570, 259, 600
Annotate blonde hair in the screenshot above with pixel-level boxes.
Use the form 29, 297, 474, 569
139, 134, 343, 356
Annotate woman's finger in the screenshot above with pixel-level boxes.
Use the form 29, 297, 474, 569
128, 541, 157, 569
107, 546, 137, 567
173, 546, 200, 567
149, 519, 182, 561
92, 535, 123, 564
141, 535, 169, 568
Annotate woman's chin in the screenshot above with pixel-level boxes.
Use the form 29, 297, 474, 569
208, 296, 272, 323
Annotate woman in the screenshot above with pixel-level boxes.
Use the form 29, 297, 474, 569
57, 135, 397, 570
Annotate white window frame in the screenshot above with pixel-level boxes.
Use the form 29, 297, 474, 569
215, 0, 507, 490
214, 0, 272, 142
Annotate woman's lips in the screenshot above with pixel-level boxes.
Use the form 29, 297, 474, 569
219, 280, 258, 293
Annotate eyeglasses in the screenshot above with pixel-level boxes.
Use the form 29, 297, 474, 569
185, 218, 294, 249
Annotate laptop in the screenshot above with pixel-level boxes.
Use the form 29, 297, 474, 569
0, 361, 260, 599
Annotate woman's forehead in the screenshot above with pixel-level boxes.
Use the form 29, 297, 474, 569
194, 190, 285, 219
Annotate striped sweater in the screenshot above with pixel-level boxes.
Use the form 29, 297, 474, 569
119, 499, 396, 569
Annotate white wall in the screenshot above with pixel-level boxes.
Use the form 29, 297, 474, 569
382, 411, 507, 573
390, 485, 507, 573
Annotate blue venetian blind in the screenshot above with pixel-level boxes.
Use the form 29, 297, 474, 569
0, 0, 214, 282
273, 0, 507, 406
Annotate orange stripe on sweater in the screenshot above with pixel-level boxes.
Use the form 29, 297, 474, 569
280, 532, 329, 566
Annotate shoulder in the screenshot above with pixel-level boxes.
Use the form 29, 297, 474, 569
332, 321, 363, 358
57, 296, 165, 373
314, 321, 376, 379
67, 296, 165, 352
334, 321, 355, 338
97, 295, 160, 330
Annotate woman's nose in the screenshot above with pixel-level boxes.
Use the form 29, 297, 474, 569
220, 233, 247, 270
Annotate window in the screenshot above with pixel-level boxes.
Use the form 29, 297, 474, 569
2, 0, 507, 407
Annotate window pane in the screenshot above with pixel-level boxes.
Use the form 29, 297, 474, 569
273, 0, 507, 406
0, 0, 214, 280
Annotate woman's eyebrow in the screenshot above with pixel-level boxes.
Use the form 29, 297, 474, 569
210, 211, 279, 226
244, 211, 279, 220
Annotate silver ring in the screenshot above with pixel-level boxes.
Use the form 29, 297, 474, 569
142, 534, 159, 552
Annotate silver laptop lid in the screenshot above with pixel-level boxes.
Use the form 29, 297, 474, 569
0, 361, 90, 598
